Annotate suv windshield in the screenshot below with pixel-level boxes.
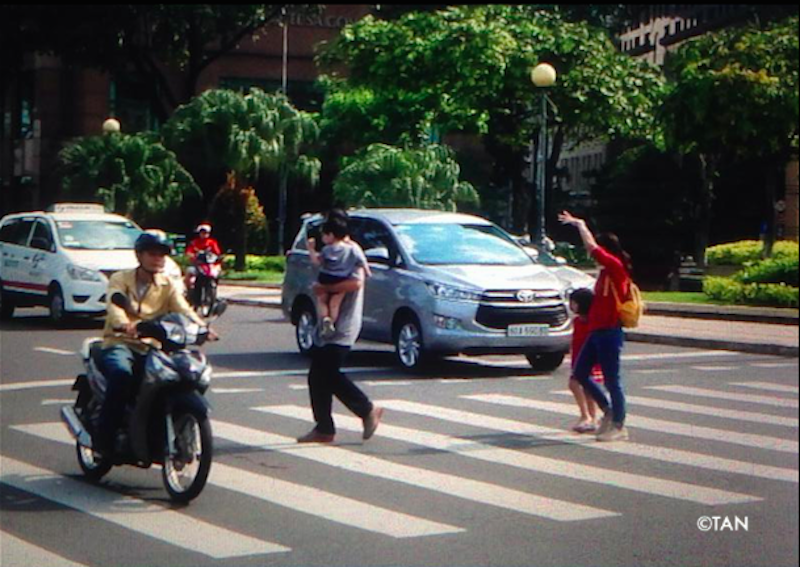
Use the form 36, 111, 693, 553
55, 220, 142, 250
395, 223, 533, 266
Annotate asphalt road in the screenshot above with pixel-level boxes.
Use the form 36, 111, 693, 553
1, 305, 798, 567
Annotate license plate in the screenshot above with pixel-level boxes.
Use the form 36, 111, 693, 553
507, 324, 549, 337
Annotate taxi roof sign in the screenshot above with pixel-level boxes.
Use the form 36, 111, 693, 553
47, 203, 106, 213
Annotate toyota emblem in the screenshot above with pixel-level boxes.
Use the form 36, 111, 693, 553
516, 290, 536, 303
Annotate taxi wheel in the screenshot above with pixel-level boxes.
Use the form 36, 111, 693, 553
0, 280, 14, 320
48, 285, 70, 326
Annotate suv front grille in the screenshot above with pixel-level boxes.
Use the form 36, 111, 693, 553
475, 304, 569, 329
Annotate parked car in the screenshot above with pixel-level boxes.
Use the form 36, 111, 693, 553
0, 203, 183, 323
282, 208, 595, 372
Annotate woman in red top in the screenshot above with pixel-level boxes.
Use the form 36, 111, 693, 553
559, 210, 632, 442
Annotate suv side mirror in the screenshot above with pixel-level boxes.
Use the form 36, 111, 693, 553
365, 247, 392, 265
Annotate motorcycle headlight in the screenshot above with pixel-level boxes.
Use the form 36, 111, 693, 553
67, 264, 103, 282
427, 283, 483, 302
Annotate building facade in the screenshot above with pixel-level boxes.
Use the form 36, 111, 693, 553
0, 5, 371, 217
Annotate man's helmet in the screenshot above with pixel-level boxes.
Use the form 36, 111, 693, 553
134, 231, 172, 255
195, 223, 212, 234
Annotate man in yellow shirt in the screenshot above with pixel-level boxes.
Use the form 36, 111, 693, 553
95, 232, 211, 456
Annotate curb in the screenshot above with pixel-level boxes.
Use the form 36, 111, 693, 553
626, 332, 799, 358
645, 303, 798, 326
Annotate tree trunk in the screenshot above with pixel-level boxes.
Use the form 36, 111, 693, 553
761, 156, 782, 259
694, 153, 715, 268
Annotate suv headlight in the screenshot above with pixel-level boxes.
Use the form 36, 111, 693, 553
67, 264, 103, 282
427, 283, 482, 302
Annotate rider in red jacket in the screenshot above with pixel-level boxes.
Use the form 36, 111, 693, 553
184, 223, 222, 291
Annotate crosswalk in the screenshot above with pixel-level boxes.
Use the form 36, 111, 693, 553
1, 375, 797, 565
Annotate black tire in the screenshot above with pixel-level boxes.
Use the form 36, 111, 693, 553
48, 285, 69, 326
76, 442, 113, 481
162, 410, 213, 503
394, 314, 429, 372
0, 280, 14, 320
294, 301, 317, 356
525, 352, 566, 372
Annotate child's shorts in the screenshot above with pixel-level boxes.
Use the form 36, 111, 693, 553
318, 272, 350, 285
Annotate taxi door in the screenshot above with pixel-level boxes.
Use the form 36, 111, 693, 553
0, 217, 36, 296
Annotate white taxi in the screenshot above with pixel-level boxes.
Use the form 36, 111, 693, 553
0, 203, 183, 323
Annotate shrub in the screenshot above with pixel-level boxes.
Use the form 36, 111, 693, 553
222, 255, 286, 273
734, 257, 799, 287
706, 240, 799, 265
703, 276, 799, 308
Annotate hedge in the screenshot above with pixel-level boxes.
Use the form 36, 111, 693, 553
706, 240, 799, 266
222, 255, 286, 273
703, 277, 799, 308
734, 256, 799, 287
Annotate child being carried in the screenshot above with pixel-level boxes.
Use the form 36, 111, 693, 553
307, 215, 372, 338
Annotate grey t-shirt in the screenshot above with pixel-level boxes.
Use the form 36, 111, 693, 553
320, 241, 367, 279
315, 268, 365, 348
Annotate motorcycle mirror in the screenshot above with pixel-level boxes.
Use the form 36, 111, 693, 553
111, 292, 136, 316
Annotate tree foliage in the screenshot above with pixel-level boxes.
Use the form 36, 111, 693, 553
660, 15, 799, 263
58, 132, 199, 224
318, 5, 665, 232
333, 143, 479, 211
162, 88, 320, 266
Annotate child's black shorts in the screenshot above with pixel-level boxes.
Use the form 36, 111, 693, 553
318, 272, 350, 285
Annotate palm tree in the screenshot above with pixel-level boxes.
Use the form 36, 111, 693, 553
163, 88, 320, 269
334, 143, 479, 211
58, 131, 199, 224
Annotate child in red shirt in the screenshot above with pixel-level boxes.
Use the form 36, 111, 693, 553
569, 288, 604, 433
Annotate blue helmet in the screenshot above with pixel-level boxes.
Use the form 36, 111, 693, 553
134, 231, 172, 255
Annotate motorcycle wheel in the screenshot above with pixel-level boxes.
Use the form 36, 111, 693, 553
162, 409, 213, 503
76, 442, 112, 481
200, 279, 216, 318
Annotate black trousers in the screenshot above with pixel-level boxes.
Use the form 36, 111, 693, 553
308, 345, 373, 435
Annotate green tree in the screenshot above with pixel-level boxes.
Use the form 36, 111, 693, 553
334, 143, 479, 211
58, 132, 199, 225
661, 16, 799, 265
162, 88, 320, 268
318, 5, 665, 232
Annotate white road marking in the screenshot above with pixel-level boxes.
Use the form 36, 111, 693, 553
466, 395, 797, 454
749, 362, 798, 369
621, 351, 742, 362
257, 405, 759, 506
550, 390, 798, 428
0, 379, 74, 393
33, 347, 75, 356
0, 530, 89, 567
0, 453, 289, 558
11, 423, 459, 539
212, 421, 617, 522
649, 385, 799, 409
389, 399, 798, 483
631, 369, 678, 375
211, 388, 264, 394
730, 382, 799, 394
40, 399, 74, 406
690, 366, 736, 372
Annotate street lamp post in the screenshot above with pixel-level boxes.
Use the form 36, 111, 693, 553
530, 62, 556, 249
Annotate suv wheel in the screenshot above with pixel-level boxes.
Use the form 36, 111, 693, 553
394, 315, 427, 371
295, 302, 317, 355
0, 280, 14, 320
526, 352, 565, 372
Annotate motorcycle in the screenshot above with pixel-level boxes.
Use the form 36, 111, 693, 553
188, 250, 222, 317
60, 293, 226, 503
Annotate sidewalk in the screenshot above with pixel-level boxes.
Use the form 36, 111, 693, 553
218, 283, 799, 357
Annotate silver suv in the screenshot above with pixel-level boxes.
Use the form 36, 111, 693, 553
282, 209, 594, 372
